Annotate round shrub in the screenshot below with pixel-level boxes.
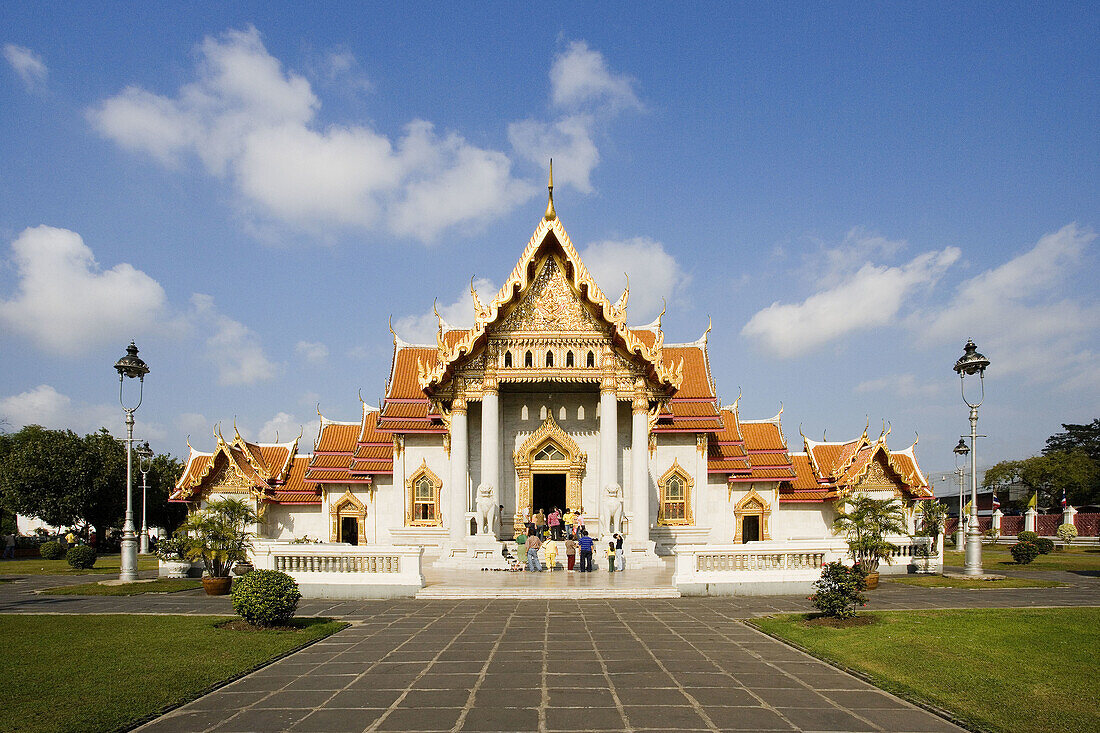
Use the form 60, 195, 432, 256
66, 545, 97, 569
1011, 541, 1040, 565
1017, 531, 1040, 544
231, 569, 301, 627
1034, 537, 1055, 555
1057, 523, 1078, 544
39, 540, 64, 560
809, 562, 867, 619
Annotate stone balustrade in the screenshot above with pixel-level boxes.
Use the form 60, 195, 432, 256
250, 541, 424, 599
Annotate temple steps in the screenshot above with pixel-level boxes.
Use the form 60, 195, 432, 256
415, 585, 681, 600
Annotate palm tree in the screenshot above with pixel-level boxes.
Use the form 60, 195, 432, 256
832, 495, 908, 574
175, 497, 260, 578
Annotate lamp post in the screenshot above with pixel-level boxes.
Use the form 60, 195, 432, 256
114, 341, 149, 582
953, 438, 970, 550
953, 338, 989, 576
136, 441, 154, 554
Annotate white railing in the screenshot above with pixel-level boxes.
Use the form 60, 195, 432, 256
250, 541, 424, 598
673, 539, 850, 592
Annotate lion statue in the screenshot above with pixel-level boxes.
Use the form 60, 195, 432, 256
475, 483, 499, 536
601, 483, 624, 535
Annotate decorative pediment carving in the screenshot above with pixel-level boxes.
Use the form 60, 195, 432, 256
854, 453, 905, 496
497, 256, 603, 334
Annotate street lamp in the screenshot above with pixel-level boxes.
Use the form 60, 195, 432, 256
114, 341, 149, 582
953, 338, 989, 576
136, 441, 154, 554
953, 438, 970, 550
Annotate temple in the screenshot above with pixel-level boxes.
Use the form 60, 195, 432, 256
171, 171, 935, 593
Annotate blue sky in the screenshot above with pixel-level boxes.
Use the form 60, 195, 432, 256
1, 3, 1097, 482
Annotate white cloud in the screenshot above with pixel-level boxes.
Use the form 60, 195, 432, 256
742, 247, 960, 358
190, 294, 278, 386
295, 340, 328, 364
549, 41, 639, 111
176, 412, 210, 440
854, 374, 941, 398
0, 225, 167, 355
258, 411, 320, 445
580, 238, 690, 323
395, 278, 496, 344
510, 41, 639, 193
3, 43, 47, 91
508, 115, 599, 193
0, 385, 117, 435
916, 223, 1099, 385
88, 26, 534, 242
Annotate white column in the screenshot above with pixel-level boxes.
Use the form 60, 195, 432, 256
600, 388, 618, 493
481, 384, 500, 505
1024, 506, 1037, 533
449, 397, 468, 542
1063, 505, 1077, 528
631, 385, 650, 541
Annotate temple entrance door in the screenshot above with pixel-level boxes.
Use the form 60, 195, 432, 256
340, 516, 359, 546
532, 473, 567, 516
741, 516, 760, 543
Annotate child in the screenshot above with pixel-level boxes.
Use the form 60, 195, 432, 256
564, 536, 576, 571
607, 542, 616, 572
544, 540, 558, 572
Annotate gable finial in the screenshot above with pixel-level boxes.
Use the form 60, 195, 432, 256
544, 159, 556, 221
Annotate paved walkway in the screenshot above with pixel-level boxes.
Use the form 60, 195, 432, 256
2, 566, 1096, 732
135, 600, 965, 733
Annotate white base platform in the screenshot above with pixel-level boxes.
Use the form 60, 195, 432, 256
432, 537, 511, 569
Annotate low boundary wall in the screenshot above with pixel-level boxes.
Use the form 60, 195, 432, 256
673, 537, 941, 596
250, 542, 424, 599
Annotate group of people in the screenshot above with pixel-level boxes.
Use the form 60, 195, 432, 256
514, 506, 626, 573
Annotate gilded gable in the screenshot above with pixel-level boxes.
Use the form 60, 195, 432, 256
497, 256, 604, 334
853, 454, 905, 495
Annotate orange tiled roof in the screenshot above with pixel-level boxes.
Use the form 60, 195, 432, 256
171, 433, 320, 503
315, 423, 359, 453
741, 422, 787, 452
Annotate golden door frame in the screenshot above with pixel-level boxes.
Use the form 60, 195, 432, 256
329, 489, 367, 543
513, 416, 586, 530
733, 488, 772, 543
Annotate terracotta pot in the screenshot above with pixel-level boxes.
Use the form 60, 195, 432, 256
864, 571, 880, 589
202, 576, 232, 595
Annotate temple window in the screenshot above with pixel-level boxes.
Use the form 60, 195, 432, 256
546, 350, 554, 367
577, 405, 585, 420
406, 462, 442, 526
534, 443, 567, 461
521, 404, 528, 420
566, 351, 575, 367
586, 351, 595, 368
540, 405, 547, 420
525, 351, 533, 367
658, 461, 694, 526
559, 406, 567, 420
504, 351, 513, 367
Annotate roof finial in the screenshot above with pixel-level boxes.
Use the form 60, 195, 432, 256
544, 159, 556, 221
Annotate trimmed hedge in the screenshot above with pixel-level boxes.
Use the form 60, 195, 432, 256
39, 541, 64, 560
809, 562, 867, 619
66, 545, 97, 569
230, 570, 301, 627
1034, 537, 1055, 555
1011, 541, 1040, 565
1017, 531, 1040, 544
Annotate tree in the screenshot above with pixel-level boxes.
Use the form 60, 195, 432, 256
142, 453, 187, 533
74, 429, 126, 543
984, 452, 1099, 508
1044, 419, 1100, 462
917, 500, 948, 548
0, 426, 86, 529
832, 496, 908, 574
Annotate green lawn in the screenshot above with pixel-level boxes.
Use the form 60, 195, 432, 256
754, 608, 1100, 733
886, 575, 1066, 588
0, 615, 346, 733
41, 578, 203, 595
0, 554, 160, 575
944, 545, 1100, 572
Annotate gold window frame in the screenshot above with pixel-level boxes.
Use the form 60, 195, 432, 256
657, 459, 694, 526
406, 461, 443, 526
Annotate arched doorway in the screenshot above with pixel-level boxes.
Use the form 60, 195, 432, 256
329, 490, 367, 544
514, 416, 587, 531
734, 488, 771, 543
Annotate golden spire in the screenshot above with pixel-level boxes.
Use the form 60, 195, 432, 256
544, 159, 556, 221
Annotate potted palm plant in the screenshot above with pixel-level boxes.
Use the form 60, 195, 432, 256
175, 497, 260, 595
832, 495, 907, 589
